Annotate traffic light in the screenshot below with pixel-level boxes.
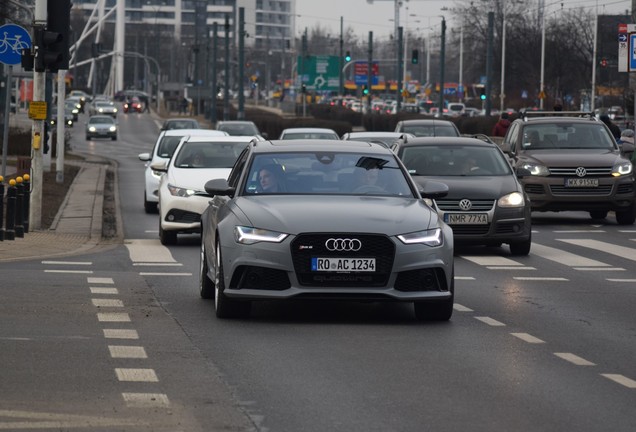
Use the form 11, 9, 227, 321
301, 84, 307, 94
35, 28, 62, 72
479, 87, 486, 100
411, 49, 419, 64
43, 0, 71, 72
345, 51, 351, 62
362, 85, 369, 95
600, 58, 608, 67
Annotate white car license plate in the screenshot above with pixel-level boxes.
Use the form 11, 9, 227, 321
445, 213, 488, 225
311, 257, 376, 272
565, 178, 598, 187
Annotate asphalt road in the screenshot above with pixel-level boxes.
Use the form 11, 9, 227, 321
0, 110, 635, 431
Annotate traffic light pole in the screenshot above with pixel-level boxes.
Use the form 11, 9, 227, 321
30, 0, 47, 230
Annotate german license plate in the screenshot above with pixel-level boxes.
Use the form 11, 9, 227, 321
565, 178, 598, 187
445, 213, 488, 224
311, 257, 376, 272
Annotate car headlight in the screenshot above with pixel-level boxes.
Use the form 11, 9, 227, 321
612, 162, 633, 176
234, 226, 288, 244
109, 126, 117, 132
113, 108, 118, 113
88, 126, 96, 132
498, 191, 525, 208
167, 184, 197, 197
98, 108, 104, 112
520, 162, 549, 176
397, 228, 443, 247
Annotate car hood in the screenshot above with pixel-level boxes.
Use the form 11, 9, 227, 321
412, 176, 521, 199
232, 195, 439, 235
168, 168, 232, 191
520, 149, 624, 166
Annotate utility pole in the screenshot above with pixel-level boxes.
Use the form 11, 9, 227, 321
223, 14, 229, 120
397, 26, 403, 111
485, 12, 494, 115
238, 7, 245, 120
367, 31, 373, 109
438, 17, 446, 116
210, 21, 217, 124
339, 17, 344, 97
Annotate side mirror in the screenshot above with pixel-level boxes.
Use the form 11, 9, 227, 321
419, 180, 448, 199
149, 160, 168, 172
138, 152, 151, 162
204, 178, 235, 197
515, 167, 531, 178
261, 131, 269, 139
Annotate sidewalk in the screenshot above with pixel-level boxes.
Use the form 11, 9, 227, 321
0, 155, 115, 262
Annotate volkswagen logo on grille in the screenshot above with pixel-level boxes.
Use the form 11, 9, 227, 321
576, 167, 587, 177
325, 238, 362, 252
459, 199, 472, 211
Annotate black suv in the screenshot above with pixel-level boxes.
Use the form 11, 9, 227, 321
501, 111, 636, 224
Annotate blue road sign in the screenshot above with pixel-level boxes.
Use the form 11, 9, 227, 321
619, 33, 627, 42
0, 24, 32, 65
630, 34, 636, 71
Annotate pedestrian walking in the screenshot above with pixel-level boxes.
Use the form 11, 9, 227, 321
492, 112, 510, 137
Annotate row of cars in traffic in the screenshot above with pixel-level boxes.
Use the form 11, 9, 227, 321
139, 112, 635, 321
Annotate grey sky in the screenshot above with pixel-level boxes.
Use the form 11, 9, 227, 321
295, 0, 632, 39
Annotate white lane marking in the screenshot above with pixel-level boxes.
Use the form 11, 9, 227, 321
531, 243, 610, 267
573, 267, 625, 271
487, 266, 536, 270
115, 368, 159, 382
453, 304, 473, 312
454, 276, 475, 280
475, 316, 506, 326
601, 374, 636, 388
559, 238, 636, 262
461, 256, 524, 266
554, 353, 596, 366
607, 278, 636, 282
139, 272, 193, 276
92, 299, 124, 307
0, 410, 147, 428
108, 345, 148, 359
553, 230, 605, 233
42, 261, 92, 265
133, 262, 183, 266
513, 277, 568, 281
511, 333, 545, 343
44, 270, 93, 274
97, 313, 131, 322
87, 277, 114, 284
103, 329, 139, 339
122, 393, 170, 408
144, 230, 159, 233
125, 239, 177, 263
90, 287, 119, 295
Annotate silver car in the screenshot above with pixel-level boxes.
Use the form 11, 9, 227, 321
199, 140, 455, 321
85, 115, 117, 140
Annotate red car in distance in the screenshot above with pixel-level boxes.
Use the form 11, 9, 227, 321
123, 96, 143, 113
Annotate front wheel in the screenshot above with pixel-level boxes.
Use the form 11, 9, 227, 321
159, 223, 177, 245
616, 206, 636, 225
414, 297, 454, 321
590, 210, 608, 220
214, 242, 251, 319
199, 241, 215, 299
509, 239, 531, 256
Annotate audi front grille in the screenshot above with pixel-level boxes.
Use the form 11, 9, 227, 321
291, 234, 395, 287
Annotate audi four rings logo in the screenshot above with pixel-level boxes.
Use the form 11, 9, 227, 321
325, 238, 362, 251
576, 167, 587, 177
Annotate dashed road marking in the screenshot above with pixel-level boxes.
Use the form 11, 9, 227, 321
133, 262, 183, 266
138, 272, 193, 276
92, 299, 124, 307
511, 333, 545, 343
87, 277, 114, 284
115, 368, 159, 382
90, 287, 119, 295
103, 329, 139, 339
453, 303, 473, 312
97, 313, 131, 322
0, 409, 147, 428
531, 243, 611, 267
513, 277, 568, 281
559, 239, 636, 262
606, 278, 636, 282
461, 256, 524, 266
573, 267, 625, 271
122, 393, 170, 408
108, 345, 148, 359
475, 316, 506, 326
42, 261, 93, 265
125, 239, 177, 263
44, 270, 93, 274
454, 276, 475, 280
487, 266, 536, 270
554, 353, 595, 366
601, 374, 636, 388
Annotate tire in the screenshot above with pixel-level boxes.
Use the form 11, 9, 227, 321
159, 223, 177, 245
510, 239, 531, 256
214, 241, 251, 319
616, 206, 636, 225
589, 210, 608, 220
85, 135, 91, 140
199, 240, 215, 299
112, 135, 117, 141
414, 267, 454, 321
143, 192, 157, 213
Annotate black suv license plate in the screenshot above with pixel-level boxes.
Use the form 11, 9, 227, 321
565, 178, 598, 187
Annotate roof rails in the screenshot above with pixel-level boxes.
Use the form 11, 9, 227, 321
518, 109, 596, 120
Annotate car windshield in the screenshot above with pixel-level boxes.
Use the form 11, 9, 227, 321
401, 125, 458, 137
157, 136, 186, 158
164, 120, 199, 130
218, 124, 258, 136
243, 152, 414, 196
400, 145, 512, 176
281, 132, 339, 140
173, 141, 247, 168
521, 123, 616, 150
89, 117, 114, 124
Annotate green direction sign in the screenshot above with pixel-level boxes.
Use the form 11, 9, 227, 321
297, 55, 340, 92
